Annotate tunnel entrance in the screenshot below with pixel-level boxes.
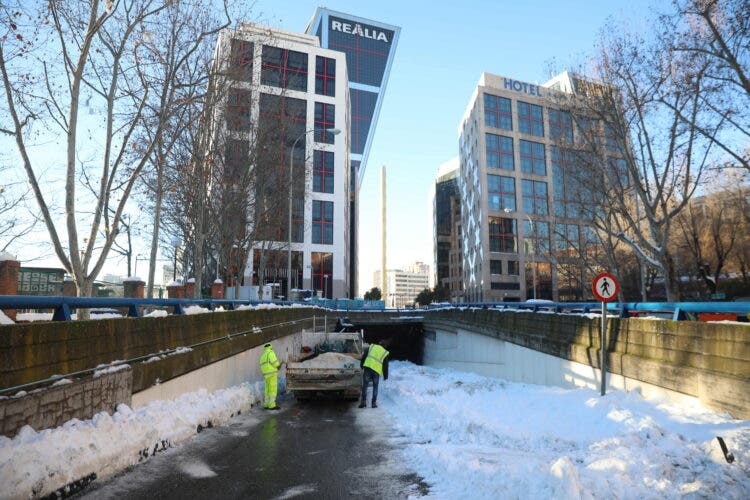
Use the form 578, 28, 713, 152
356, 322, 424, 365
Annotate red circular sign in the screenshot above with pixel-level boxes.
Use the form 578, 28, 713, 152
592, 273, 619, 302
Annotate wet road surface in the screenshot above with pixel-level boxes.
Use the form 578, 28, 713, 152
77, 395, 428, 499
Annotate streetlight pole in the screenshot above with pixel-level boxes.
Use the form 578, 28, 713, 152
526, 215, 537, 301
287, 127, 340, 301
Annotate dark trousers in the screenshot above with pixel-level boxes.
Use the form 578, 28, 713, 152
361, 367, 380, 403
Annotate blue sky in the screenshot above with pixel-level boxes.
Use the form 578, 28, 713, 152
251, 0, 654, 294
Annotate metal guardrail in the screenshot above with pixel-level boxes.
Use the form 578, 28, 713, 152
1, 296, 749, 322
0, 295, 299, 321
426, 301, 750, 321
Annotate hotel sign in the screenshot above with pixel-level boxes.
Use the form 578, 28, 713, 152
503, 78, 543, 97
330, 17, 391, 43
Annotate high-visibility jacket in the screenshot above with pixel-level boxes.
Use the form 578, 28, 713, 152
259, 346, 281, 375
363, 344, 389, 376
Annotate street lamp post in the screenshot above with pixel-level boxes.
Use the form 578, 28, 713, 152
323, 274, 329, 299
526, 215, 538, 301
287, 127, 340, 301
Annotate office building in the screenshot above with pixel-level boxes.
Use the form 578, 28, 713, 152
433, 160, 463, 301
458, 71, 616, 301
306, 9, 400, 297
374, 262, 430, 308
213, 23, 350, 299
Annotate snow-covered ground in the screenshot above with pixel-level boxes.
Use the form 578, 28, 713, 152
381, 362, 750, 499
1, 362, 748, 499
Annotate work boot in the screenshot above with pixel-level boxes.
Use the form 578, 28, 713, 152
269, 406, 280, 411
371, 401, 378, 408
358, 401, 366, 408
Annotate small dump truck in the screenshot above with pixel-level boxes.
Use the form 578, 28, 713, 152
286, 329, 364, 400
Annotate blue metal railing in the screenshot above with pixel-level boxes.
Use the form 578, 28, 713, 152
1, 296, 749, 322
0, 295, 298, 321
426, 301, 750, 321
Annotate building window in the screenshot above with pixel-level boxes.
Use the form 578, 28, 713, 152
484, 93, 512, 131
488, 216, 517, 253
486, 133, 514, 170
314, 102, 336, 143
507, 260, 519, 275
491, 282, 520, 290
608, 157, 629, 187
519, 140, 546, 175
524, 219, 550, 255
328, 16, 393, 87
351, 89, 377, 155
488, 174, 516, 211
555, 223, 580, 254
261, 45, 307, 91
518, 101, 544, 137
552, 147, 581, 218
605, 122, 623, 153
229, 39, 253, 82
311, 251, 333, 298
549, 109, 573, 143
522, 179, 548, 215
313, 150, 334, 194
224, 139, 248, 180
226, 89, 252, 132
490, 260, 503, 275
312, 200, 334, 244
315, 56, 336, 97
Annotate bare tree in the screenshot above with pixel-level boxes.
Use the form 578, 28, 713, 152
0, 1, 224, 304
660, 0, 749, 171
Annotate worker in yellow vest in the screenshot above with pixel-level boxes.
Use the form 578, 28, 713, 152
259, 342, 283, 410
359, 340, 389, 408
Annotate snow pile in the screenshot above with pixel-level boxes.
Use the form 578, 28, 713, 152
144, 309, 168, 318
0, 384, 262, 499
380, 362, 750, 499
0, 310, 14, 325
183, 305, 209, 315
292, 352, 359, 369
141, 347, 193, 364
122, 276, 142, 282
15, 312, 52, 322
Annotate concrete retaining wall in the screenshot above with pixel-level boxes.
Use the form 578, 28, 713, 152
0, 368, 132, 438
423, 309, 750, 418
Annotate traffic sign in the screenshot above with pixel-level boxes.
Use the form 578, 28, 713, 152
592, 273, 619, 302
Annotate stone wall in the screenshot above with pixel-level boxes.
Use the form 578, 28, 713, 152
422, 309, 750, 418
0, 367, 132, 438
0, 308, 335, 392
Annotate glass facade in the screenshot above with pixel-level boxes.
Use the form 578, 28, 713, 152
314, 102, 336, 143
350, 89, 377, 155
518, 101, 544, 137
311, 251, 333, 298
487, 174, 515, 211
312, 200, 334, 244
313, 150, 335, 193
524, 220, 550, 255
488, 217, 517, 253
521, 179, 548, 215
261, 45, 308, 91
519, 140, 546, 175
484, 93, 512, 130
486, 133, 514, 170
229, 39, 253, 82
226, 89, 252, 132
549, 109, 573, 143
327, 15, 394, 87
315, 56, 336, 97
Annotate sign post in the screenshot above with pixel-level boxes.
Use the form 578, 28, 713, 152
592, 272, 619, 396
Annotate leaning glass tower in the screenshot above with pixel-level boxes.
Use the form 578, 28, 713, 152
306, 8, 400, 298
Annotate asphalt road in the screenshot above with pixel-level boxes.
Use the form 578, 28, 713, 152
77, 395, 428, 499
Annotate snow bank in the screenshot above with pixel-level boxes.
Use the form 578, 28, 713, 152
0, 310, 14, 325
0, 384, 262, 499
381, 362, 750, 499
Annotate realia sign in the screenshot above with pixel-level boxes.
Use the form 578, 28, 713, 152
503, 78, 543, 97
331, 19, 389, 43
